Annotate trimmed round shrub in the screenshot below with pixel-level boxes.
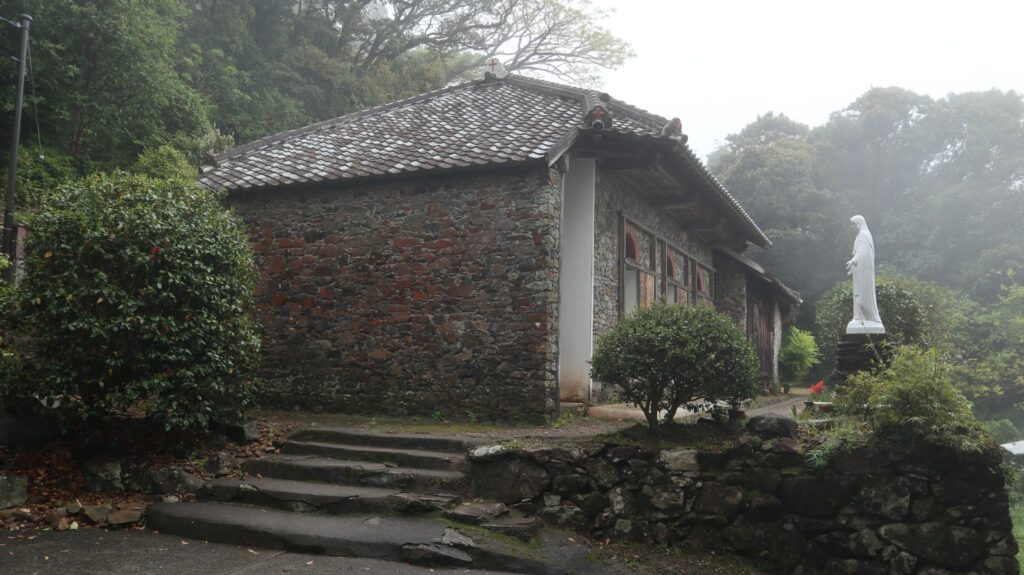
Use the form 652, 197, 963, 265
779, 327, 821, 392
590, 303, 759, 438
9, 172, 259, 431
816, 277, 924, 367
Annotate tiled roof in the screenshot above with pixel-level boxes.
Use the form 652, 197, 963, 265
200, 75, 770, 247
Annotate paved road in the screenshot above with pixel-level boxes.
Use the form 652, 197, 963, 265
0, 528, 520, 575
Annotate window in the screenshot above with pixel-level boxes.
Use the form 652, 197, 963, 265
623, 222, 657, 315
694, 262, 713, 308
666, 246, 690, 305
620, 217, 714, 316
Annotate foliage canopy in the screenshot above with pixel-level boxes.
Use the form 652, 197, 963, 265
5, 172, 259, 431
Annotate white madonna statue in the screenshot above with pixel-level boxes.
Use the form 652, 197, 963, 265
845, 215, 885, 334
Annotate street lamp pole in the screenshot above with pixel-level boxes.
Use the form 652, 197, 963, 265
2, 14, 32, 275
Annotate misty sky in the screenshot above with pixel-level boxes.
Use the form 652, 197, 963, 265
590, 0, 1024, 158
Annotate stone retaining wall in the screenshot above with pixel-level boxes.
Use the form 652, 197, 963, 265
468, 419, 1019, 574
229, 167, 562, 422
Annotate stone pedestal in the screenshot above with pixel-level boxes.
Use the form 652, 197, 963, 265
834, 333, 890, 384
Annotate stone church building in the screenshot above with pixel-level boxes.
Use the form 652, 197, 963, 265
199, 74, 800, 422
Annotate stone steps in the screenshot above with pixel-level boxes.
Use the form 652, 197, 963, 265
242, 454, 467, 493
281, 440, 468, 471
146, 501, 555, 573
146, 427, 548, 572
288, 427, 488, 454
200, 477, 458, 515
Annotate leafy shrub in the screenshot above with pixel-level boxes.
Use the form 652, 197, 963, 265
590, 303, 759, 438
835, 346, 989, 454
12, 145, 77, 211
134, 146, 197, 181
816, 277, 925, 367
7, 171, 259, 431
779, 327, 820, 392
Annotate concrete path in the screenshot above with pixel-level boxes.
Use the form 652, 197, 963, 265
0, 528, 522, 575
588, 393, 808, 422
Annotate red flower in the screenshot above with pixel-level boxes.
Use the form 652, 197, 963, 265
151, 246, 161, 254
809, 381, 826, 394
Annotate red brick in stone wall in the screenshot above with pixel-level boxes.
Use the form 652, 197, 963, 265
229, 167, 562, 422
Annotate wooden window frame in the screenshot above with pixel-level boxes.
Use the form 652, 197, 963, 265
618, 214, 715, 318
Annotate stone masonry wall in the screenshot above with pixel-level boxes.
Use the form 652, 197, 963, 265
469, 421, 1019, 575
229, 167, 562, 422
591, 169, 712, 344
714, 254, 747, 331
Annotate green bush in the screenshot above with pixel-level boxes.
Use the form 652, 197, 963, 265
836, 346, 989, 454
816, 277, 925, 368
133, 146, 197, 182
7, 171, 259, 431
590, 303, 759, 438
779, 327, 821, 392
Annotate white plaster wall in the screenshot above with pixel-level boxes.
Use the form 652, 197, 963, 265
558, 157, 596, 402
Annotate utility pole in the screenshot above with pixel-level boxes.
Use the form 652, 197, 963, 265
2, 14, 32, 279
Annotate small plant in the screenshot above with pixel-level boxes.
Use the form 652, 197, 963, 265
836, 346, 990, 454
805, 417, 869, 468
431, 410, 448, 422
809, 380, 826, 396
779, 327, 820, 393
590, 303, 758, 440
552, 409, 581, 429
464, 409, 478, 424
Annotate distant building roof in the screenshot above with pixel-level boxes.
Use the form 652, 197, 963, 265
200, 74, 770, 247
717, 248, 802, 305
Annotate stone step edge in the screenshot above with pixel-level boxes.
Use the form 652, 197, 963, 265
288, 427, 490, 454
201, 478, 458, 515
282, 440, 468, 470
146, 501, 556, 574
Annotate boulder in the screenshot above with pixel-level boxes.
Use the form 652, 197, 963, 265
470, 456, 549, 503
204, 452, 238, 477
536, 504, 587, 531
608, 487, 636, 515
781, 476, 849, 518
692, 482, 743, 519
741, 466, 783, 493
659, 448, 700, 472
82, 505, 111, 524
878, 522, 986, 569
222, 421, 259, 444
83, 461, 124, 493
584, 457, 620, 489
551, 473, 590, 496
442, 502, 506, 525
0, 475, 28, 509
107, 505, 145, 526
146, 467, 204, 495
467, 444, 508, 462
815, 528, 885, 558
983, 555, 1021, 575
724, 519, 805, 571
860, 485, 910, 521
746, 414, 799, 439
821, 558, 888, 575
889, 552, 916, 575
744, 491, 783, 522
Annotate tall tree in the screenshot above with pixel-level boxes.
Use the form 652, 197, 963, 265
0, 0, 212, 168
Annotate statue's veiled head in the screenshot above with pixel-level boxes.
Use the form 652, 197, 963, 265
850, 215, 867, 231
